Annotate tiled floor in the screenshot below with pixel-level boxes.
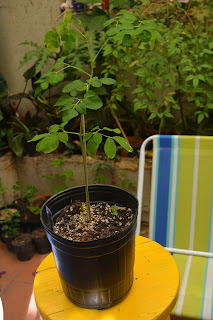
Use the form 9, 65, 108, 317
0, 240, 48, 320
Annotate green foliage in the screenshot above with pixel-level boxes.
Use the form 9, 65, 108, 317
130, 0, 213, 134
19, 41, 51, 77
12, 182, 38, 204
42, 158, 74, 194
0, 210, 20, 237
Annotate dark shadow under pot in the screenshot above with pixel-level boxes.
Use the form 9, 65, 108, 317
41, 185, 138, 310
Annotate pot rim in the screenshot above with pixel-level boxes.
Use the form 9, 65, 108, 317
41, 184, 138, 247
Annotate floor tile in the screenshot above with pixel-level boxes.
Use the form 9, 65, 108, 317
0, 241, 27, 279
1, 280, 42, 320
16, 253, 49, 283
0, 277, 11, 295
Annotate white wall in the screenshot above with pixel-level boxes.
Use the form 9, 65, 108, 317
0, 0, 62, 94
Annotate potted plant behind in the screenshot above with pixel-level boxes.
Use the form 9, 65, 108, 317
0, 210, 21, 251
30, 11, 158, 309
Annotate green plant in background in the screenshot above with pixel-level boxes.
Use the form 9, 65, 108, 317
131, 0, 213, 135
0, 211, 20, 237
42, 157, 74, 194
0, 179, 8, 208
12, 182, 38, 203
90, 160, 114, 184
117, 171, 136, 191
29, 10, 158, 220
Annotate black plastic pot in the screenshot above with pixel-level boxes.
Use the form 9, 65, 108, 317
41, 185, 138, 310
11, 234, 34, 261
32, 228, 52, 254
1, 233, 16, 252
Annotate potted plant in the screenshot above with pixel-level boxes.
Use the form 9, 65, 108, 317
12, 182, 41, 232
0, 210, 21, 251
11, 232, 34, 261
31, 227, 51, 254
29, 10, 157, 309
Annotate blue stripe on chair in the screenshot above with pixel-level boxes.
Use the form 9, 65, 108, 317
155, 136, 172, 246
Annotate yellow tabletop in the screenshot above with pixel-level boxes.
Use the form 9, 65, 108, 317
34, 236, 179, 320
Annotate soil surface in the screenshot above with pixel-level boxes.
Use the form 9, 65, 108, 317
53, 200, 134, 242
11, 233, 32, 246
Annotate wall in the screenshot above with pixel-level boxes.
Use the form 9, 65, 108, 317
0, 0, 62, 95
0, 152, 151, 223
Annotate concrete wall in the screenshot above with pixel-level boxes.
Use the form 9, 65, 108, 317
0, 153, 151, 223
0, 0, 62, 94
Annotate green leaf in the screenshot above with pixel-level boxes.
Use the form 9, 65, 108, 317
103, 17, 116, 27
29, 133, 49, 142
139, 30, 151, 43
87, 137, 99, 158
54, 95, 73, 107
103, 127, 121, 134
185, 75, 195, 82
83, 132, 93, 142
62, 80, 85, 93
36, 134, 59, 153
58, 132, 68, 143
44, 28, 60, 51
91, 76, 102, 88
83, 96, 103, 110
100, 78, 116, 85
40, 80, 49, 90
49, 124, 60, 133
198, 113, 204, 124
111, 204, 118, 216
165, 96, 176, 103
34, 85, 42, 98
93, 132, 102, 144
197, 74, 206, 82
113, 136, 133, 153
104, 138, 116, 159
62, 109, 79, 122
84, 90, 95, 98
203, 49, 213, 55
193, 77, 199, 88
76, 103, 86, 114
106, 27, 119, 36
48, 72, 64, 86
122, 34, 133, 47
8, 135, 24, 157
53, 57, 66, 70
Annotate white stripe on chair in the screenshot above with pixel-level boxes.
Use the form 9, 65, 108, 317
189, 136, 200, 251
168, 135, 179, 248
175, 255, 192, 315
202, 258, 213, 319
149, 136, 158, 240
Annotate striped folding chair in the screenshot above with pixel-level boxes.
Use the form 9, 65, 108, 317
136, 135, 213, 319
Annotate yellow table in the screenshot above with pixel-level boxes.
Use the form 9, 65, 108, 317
34, 236, 179, 320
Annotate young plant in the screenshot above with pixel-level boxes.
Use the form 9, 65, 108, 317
13, 182, 38, 203
0, 211, 20, 237
29, 10, 158, 221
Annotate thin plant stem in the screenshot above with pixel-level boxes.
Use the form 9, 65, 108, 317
80, 115, 91, 221
16, 80, 28, 112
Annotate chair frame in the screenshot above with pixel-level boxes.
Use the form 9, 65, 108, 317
136, 134, 213, 258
